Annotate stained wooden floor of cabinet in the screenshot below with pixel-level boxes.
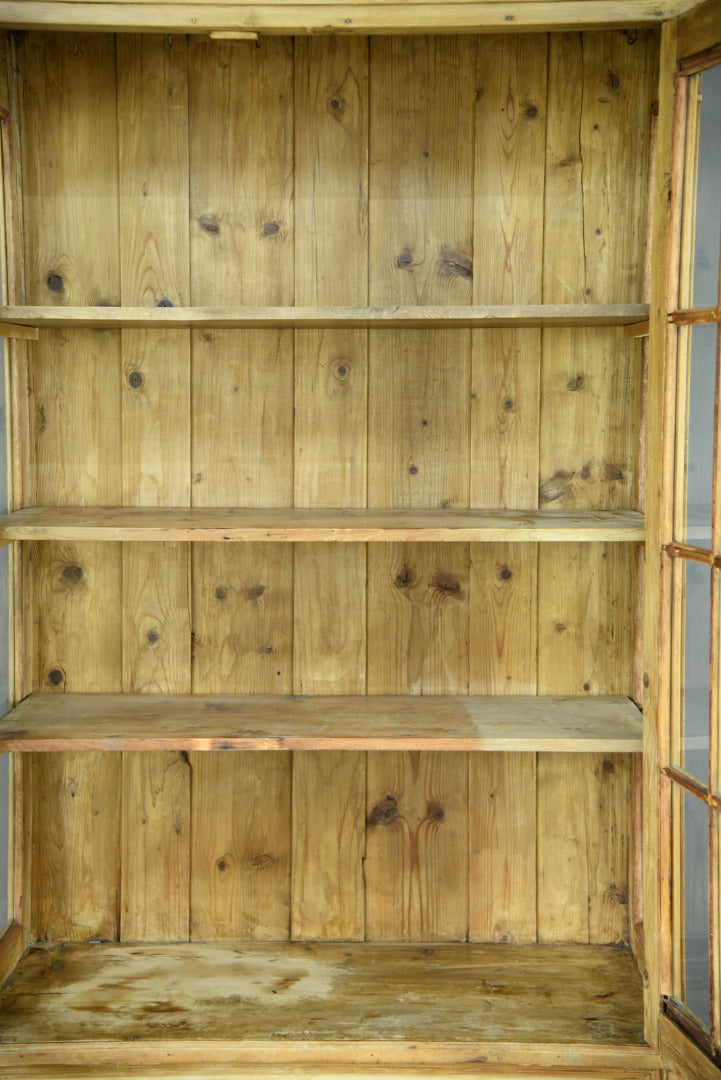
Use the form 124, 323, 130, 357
0, 942, 644, 1046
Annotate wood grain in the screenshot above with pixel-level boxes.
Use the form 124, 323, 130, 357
117, 32, 192, 945
0, 505, 648, 542
0, 302, 651, 328
0, 939, 646, 1046
0, 693, 644, 752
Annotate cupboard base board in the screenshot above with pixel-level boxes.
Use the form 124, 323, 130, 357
0, 940, 654, 1068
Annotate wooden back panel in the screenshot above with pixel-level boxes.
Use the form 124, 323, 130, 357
9, 28, 656, 944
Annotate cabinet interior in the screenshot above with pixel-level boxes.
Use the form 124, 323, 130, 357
0, 25, 660, 1067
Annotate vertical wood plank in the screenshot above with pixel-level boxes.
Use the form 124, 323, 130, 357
468, 542, 537, 942
191, 329, 293, 510
120, 545, 191, 943
188, 36, 294, 308
291, 752, 366, 941
469, 752, 537, 943
31, 750, 121, 943
366, 37, 474, 942
468, 543, 537, 696
471, 33, 546, 509
188, 36, 294, 942
30, 537, 122, 941
117, 33, 192, 944
291, 37, 369, 941
18, 33, 120, 308
467, 37, 547, 943
537, 543, 635, 943
190, 544, 292, 940
189, 752, 291, 941
17, 32, 123, 942
365, 751, 468, 942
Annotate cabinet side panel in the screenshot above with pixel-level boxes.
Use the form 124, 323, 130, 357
117, 33, 192, 945
16, 32, 123, 942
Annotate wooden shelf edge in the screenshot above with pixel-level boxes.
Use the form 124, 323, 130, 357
0, 693, 644, 753
0, 1, 687, 35
0, 507, 647, 543
0, 1040, 662, 1073
0, 303, 650, 331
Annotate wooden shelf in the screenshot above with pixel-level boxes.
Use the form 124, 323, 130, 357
0, 303, 650, 335
0, 1, 686, 36
0, 507, 646, 543
0, 941, 648, 1068
0, 694, 643, 752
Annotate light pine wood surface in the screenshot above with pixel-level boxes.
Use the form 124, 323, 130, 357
0, 940, 646, 1045
5, 26, 658, 1024
0, 693, 643, 751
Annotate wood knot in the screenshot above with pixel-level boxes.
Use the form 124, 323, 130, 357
499, 566, 512, 581
525, 104, 538, 119
215, 586, 228, 600
426, 802, 444, 821
47, 668, 65, 686
438, 249, 472, 279
335, 362, 348, 379
409, 464, 418, 475
251, 852, 276, 870
607, 69, 621, 90
539, 470, 574, 504
609, 884, 628, 904
128, 371, 144, 389
261, 221, 280, 237
198, 214, 220, 235
603, 462, 624, 482
580, 465, 591, 480
216, 858, 228, 872
431, 572, 460, 596
555, 622, 567, 632
246, 584, 266, 602
327, 94, 346, 117
368, 796, 398, 826
146, 628, 160, 645
156, 298, 174, 307
394, 565, 416, 589
397, 250, 415, 271
643, 673, 650, 688
46, 272, 64, 293
603, 759, 615, 772
567, 373, 585, 391
62, 564, 83, 583
503, 399, 514, 411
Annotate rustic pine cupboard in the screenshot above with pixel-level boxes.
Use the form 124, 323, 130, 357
0, 1, 717, 1079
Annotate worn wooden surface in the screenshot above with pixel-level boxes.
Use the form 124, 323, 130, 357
0, 1067, 668, 1080
7, 29, 656, 955
0, 506, 647, 542
0, 693, 644, 751
0, 0, 693, 34
0, 940, 646, 1045
0, 303, 652, 329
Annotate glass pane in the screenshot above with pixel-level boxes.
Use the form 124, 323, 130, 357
676, 790, 711, 1032
680, 324, 717, 549
692, 65, 721, 308
674, 560, 712, 781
